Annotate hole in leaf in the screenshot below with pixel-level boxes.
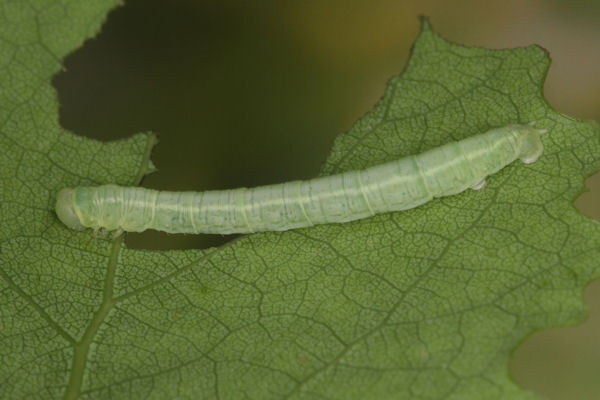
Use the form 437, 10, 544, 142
53, 0, 372, 249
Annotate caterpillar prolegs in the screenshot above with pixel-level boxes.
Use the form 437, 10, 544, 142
56, 123, 546, 235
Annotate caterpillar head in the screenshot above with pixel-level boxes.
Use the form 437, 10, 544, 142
55, 188, 86, 231
516, 121, 547, 164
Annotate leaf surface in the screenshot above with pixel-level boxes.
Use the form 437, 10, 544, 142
1, 4, 599, 399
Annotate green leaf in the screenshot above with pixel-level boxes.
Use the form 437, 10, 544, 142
1, 3, 599, 399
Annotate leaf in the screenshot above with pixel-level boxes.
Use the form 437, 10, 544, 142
0, 2, 599, 399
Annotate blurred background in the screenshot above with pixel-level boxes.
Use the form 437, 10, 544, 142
53, 0, 600, 398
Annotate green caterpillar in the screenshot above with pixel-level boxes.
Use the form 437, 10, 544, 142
56, 123, 546, 235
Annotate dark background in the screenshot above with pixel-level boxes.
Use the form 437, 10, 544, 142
53, 0, 600, 398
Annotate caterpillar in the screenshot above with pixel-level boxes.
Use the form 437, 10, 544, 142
55, 123, 546, 235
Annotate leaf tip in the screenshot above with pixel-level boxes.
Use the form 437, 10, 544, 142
417, 15, 433, 32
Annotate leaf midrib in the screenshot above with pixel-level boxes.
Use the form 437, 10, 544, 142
62, 134, 157, 399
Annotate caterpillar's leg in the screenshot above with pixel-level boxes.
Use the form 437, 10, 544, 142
112, 228, 124, 239
471, 179, 487, 190
93, 228, 110, 239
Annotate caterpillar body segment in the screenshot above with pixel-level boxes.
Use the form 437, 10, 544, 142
56, 124, 546, 234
